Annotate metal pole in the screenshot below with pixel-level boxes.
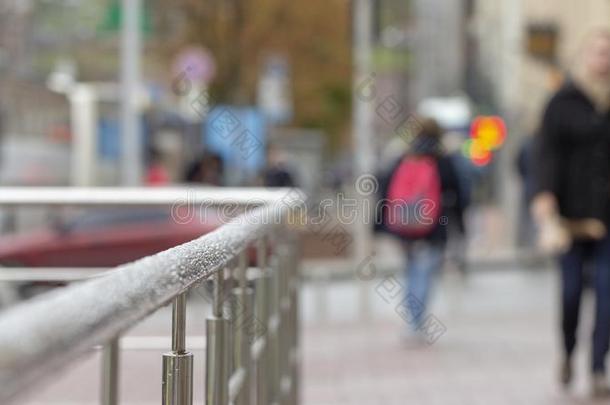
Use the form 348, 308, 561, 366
230, 288, 253, 405
206, 268, 229, 405
231, 251, 252, 403
232, 252, 250, 364
254, 238, 270, 405
172, 294, 187, 353
352, 0, 375, 318
163, 293, 193, 405
101, 337, 119, 405
213, 268, 224, 319
120, 0, 143, 186
353, 0, 375, 189
267, 254, 281, 403
69, 84, 98, 187
237, 249, 248, 289
277, 246, 290, 400
257, 237, 268, 274
253, 273, 270, 405
288, 241, 300, 405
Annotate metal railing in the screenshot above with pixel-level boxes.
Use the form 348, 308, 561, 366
0, 187, 304, 405
0, 187, 292, 207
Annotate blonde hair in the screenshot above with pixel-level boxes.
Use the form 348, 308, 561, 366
574, 28, 610, 68
572, 28, 610, 112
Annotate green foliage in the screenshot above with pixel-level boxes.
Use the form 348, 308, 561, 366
166, 0, 353, 153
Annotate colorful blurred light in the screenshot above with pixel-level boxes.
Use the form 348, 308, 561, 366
462, 138, 492, 166
470, 116, 507, 150
462, 115, 507, 166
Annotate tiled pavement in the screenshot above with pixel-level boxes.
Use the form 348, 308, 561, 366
301, 268, 608, 405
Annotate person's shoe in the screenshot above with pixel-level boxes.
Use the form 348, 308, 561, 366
592, 372, 610, 398
560, 359, 572, 387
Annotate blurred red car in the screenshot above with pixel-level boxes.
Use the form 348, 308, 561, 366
0, 208, 225, 267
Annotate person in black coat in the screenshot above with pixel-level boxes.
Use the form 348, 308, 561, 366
532, 29, 610, 397
515, 135, 537, 248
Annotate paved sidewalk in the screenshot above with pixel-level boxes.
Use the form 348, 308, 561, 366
301, 268, 607, 405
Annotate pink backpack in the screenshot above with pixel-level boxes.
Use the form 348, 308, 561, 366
386, 156, 441, 238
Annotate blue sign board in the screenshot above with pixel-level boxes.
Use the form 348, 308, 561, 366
204, 106, 266, 184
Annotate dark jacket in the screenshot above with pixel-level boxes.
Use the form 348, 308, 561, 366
516, 136, 538, 204
376, 147, 464, 245
264, 164, 296, 188
534, 81, 610, 224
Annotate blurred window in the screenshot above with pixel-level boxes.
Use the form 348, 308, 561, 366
526, 23, 559, 63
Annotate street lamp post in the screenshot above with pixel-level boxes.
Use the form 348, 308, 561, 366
120, 0, 143, 186
353, 0, 375, 316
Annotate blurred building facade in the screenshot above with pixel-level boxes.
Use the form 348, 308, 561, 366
411, 0, 468, 102
472, 0, 610, 131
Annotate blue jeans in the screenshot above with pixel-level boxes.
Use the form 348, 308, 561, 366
404, 241, 444, 331
559, 236, 610, 373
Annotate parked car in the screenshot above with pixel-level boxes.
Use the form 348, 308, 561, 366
0, 207, 225, 267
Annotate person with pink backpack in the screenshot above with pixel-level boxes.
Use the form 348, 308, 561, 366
377, 118, 465, 344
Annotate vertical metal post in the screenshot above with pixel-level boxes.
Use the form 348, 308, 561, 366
101, 337, 119, 405
353, 0, 375, 319
237, 249, 248, 289
206, 268, 229, 405
163, 293, 193, 405
255, 237, 270, 405
231, 250, 253, 405
120, 0, 143, 185
172, 294, 188, 353
277, 243, 292, 402
267, 253, 281, 403
288, 240, 300, 405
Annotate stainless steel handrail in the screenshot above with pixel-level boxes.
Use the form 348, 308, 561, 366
0, 189, 303, 405
0, 187, 292, 207
0, 267, 108, 282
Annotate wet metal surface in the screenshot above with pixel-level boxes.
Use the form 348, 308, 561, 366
0, 194, 302, 404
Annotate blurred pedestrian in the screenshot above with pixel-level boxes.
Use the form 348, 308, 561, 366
145, 147, 170, 186
378, 118, 464, 345
443, 131, 474, 275
183, 151, 224, 186
532, 29, 610, 397
263, 143, 296, 188
515, 134, 536, 249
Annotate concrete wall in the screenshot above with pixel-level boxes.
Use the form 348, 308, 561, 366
412, 0, 467, 101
